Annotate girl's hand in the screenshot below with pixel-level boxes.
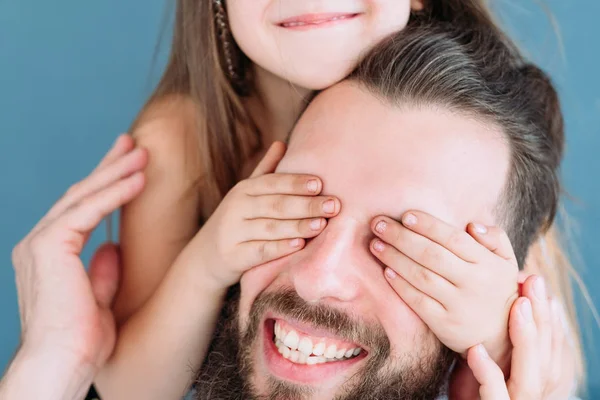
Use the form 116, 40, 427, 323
467, 274, 577, 400
193, 141, 340, 289
369, 211, 519, 363
11, 134, 147, 371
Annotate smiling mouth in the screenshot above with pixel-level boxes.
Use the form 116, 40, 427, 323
271, 319, 364, 365
277, 13, 361, 29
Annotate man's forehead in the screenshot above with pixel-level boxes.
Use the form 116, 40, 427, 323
278, 81, 510, 228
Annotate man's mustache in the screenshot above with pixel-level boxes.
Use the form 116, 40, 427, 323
246, 288, 391, 359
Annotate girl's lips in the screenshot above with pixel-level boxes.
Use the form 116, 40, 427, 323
276, 13, 361, 29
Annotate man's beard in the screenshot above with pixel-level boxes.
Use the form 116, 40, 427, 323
195, 285, 454, 400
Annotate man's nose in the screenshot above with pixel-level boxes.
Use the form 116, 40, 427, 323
288, 219, 369, 304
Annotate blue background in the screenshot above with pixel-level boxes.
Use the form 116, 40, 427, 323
1, 0, 598, 396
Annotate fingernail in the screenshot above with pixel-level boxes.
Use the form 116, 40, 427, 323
307, 179, 319, 193
290, 238, 302, 247
375, 220, 387, 234
534, 277, 546, 300
323, 199, 335, 214
373, 240, 385, 252
476, 344, 490, 359
473, 223, 488, 234
520, 298, 533, 322
310, 218, 322, 231
385, 267, 397, 279
402, 213, 417, 227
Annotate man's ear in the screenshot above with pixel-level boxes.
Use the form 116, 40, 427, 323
411, 0, 425, 11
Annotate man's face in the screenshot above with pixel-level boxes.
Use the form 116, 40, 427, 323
196, 82, 510, 399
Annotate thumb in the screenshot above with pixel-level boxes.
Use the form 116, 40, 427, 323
88, 242, 121, 309
467, 224, 517, 264
250, 141, 287, 178
467, 345, 510, 400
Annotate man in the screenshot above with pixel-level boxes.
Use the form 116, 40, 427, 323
2, 25, 573, 399
192, 24, 568, 399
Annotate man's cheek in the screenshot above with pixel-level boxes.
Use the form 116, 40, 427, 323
239, 256, 292, 321
373, 289, 435, 353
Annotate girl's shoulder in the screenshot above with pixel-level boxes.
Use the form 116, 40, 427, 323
131, 93, 204, 184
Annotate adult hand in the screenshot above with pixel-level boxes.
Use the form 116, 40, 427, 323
467, 274, 577, 400
1, 135, 147, 399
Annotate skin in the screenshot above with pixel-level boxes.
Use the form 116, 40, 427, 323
229, 0, 422, 90
235, 81, 510, 398
1, 136, 147, 399
100, 1, 426, 397
0, 140, 570, 399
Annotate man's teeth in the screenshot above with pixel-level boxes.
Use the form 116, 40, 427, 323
274, 321, 362, 365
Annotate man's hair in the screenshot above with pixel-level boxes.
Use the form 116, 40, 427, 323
350, 22, 564, 267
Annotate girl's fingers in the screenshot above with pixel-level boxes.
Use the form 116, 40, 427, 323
371, 216, 460, 285
61, 172, 146, 239
507, 297, 542, 398
245, 173, 323, 196
244, 217, 327, 242
466, 223, 518, 264
250, 194, 340, 220
92, 134, 135, 173
549, 298, 569, 394
48, 147, 148, 220
382, 264, 446, 320
467, 345, 510, 400
396, 211, 486, 262
372, 238, 454, 305
521, 275, 552, 379
237, 238, 305, 267
250, 141, 287, 178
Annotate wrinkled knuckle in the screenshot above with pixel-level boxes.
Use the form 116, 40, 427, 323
445, 231, 463, 251
264, 219, 278, 234
410, 293, 425, 309
423, 245, 441, 267
393, 227, 404, 245
257, 242, 268, 263
270, 197, 285, 214
417, 267, 432, 285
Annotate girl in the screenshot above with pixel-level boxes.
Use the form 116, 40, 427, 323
91, 0, 583, 398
